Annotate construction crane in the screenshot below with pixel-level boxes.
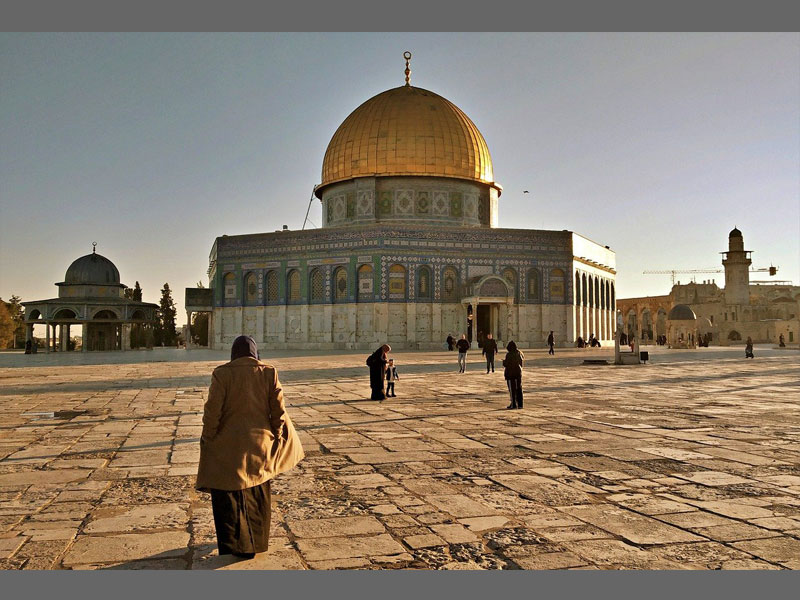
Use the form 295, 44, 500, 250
643, 266, 778, 285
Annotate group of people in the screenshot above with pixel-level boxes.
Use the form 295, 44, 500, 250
575, 333, 601, 348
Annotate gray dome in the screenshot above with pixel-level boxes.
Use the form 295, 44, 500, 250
64, 252, 121, 285
729, 226, 742, 238
668, 304, 697, 321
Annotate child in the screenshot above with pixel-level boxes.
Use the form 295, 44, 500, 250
385, 358, 399, 397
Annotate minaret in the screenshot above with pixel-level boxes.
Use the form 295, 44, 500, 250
721, 227, 751, 305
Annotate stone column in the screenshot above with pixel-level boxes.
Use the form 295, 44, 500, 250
26, 323, 33, 344
185, 310, 193, 349
82, 323, 88, 352
122, 323, 131, 351
207, 312, 213, 349
45, 323, 50, 353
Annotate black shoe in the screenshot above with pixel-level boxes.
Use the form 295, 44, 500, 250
506, 404, 515, 409
516, 405, 523, 409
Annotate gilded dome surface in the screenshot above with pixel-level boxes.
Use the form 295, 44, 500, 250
64, 252, 121, 285
317, 85, 497, 195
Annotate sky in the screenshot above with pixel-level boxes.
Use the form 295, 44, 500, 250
1, 32, 798, 325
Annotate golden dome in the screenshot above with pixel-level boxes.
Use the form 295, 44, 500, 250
317, 85, 498, 196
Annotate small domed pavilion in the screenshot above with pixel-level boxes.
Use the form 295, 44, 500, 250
23, 244, 158, 352
667, 304, 698, 349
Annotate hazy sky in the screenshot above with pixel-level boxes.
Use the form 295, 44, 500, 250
1, 32, 798, 324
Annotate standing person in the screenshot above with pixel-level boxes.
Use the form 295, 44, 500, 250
482, 333, 498, 373
456, 334, 470, 373
366, 344, 391, 400
446, 334, 455, 351
385, 358, 399, 397
745, 336, 754, 359
547, 330, 555, 355
196, 336, 304, 559
779, 334, 786, 347
502, 340, 524, 409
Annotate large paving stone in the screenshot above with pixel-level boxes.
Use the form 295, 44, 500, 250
62, 531, 190, 566
295, 534, 406, 561
561, 504, 705, 545
424, 494, 498, 518
286, 515, 386, 538
0, 470, 90, 486
84, 504, 188, 533
490, 474, 593, 506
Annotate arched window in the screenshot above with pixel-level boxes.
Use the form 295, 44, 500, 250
582, 273, 588, 306
605, 280, 610, 310
502, 268, 517, 299
333, 267, 348, 303
223, 273, 237, 305
575, 272, 581, 306
442, 267, 459, 302
610, 282, 615, 307
550, 268, 565, 302
358, 264, 373, 302
527, 268, 540, 301
417, 265, 432, 300
244, 272, 258, 305
265, 271, 279, 303
310, 268, 325, 302
588, 276, 594, 308
388, 264, 407, 300
286, 270, 300, 303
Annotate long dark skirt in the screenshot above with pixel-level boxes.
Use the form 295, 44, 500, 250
210, 480, 271, 556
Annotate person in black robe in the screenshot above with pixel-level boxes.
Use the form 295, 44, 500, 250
367, 344, 390, 400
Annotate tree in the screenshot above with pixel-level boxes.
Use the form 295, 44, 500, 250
0, 301, 15, 349
3, 296, 25, 349
123, 281, 142, 302
124, 283, 145, 348
154, 283, 177, 346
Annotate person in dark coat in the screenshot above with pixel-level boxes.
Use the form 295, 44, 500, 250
196, 335, 304, 560
446, 334, 455, 351
367, 344, 391, 400
745, 337, 754, 359
502, 340, 524, 409
456, 334, 470, 373
482, 333, 498, 373
547, 331, 555, 355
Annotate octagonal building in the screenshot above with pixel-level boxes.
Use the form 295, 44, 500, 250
187, 57, 617, 350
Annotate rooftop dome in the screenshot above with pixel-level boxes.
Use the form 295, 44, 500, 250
729, 226, 742, 238
668, 304, 697, 321
63, 251, 121, 285
316, 85, 499, 197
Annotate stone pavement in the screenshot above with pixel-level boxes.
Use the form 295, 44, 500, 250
0, 345, 798, 570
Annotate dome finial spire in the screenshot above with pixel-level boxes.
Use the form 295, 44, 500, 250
92, 241, 97, 254
403, 51, 412, 86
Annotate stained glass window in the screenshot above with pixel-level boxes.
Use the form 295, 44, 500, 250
310, 269, 324, 302
334, 267, 348, 302
287, 270, 300, 302
266, 271, 278, 303
417, 266, 432, 299
527, 269, 540, 300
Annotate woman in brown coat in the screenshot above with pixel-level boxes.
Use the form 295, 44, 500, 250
196, 336, 304, 558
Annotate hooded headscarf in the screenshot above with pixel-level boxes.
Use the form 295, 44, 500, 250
506, 340, 517, 352
230, 335, 259, 361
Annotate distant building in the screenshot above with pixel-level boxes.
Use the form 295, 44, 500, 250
22, 246, 158, 352
618, 228, 799, 346
186, 55, 617, 350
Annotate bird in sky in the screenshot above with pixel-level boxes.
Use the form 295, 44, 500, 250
523, 190, 529, 193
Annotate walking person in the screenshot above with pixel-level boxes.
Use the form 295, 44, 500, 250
456, 334, 470, 373
779, 334, 786, 348
385, 358, 399, 397
745, 336, 754, 359
547, 330, 555, 355
196, 336, 305, 559
482, 333, 498, 373
366, 344, 391, 400
446, 334, 455, 351
502, 340, 525, 409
